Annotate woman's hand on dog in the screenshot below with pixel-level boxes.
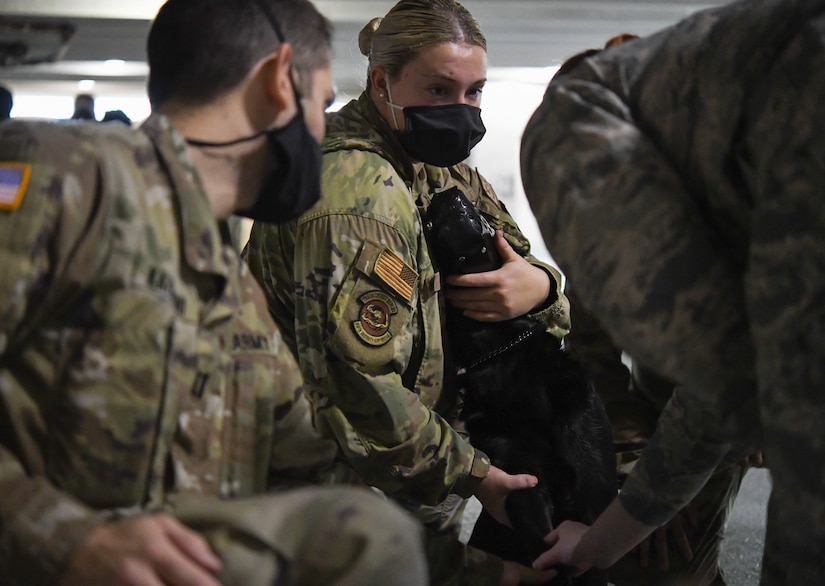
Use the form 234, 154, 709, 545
445, 231, 552, 321
474, 465, 538, 528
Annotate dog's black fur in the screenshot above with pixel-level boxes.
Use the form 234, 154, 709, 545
424, 188, 616, 585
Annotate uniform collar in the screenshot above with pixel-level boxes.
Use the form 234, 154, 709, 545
139, 113, 235, 282
323, 92, 419, 183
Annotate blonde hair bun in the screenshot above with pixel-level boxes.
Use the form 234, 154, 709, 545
358, 17, 383, 56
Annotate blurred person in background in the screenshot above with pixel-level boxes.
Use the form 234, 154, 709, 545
0, 85, 12, 121
70, 92, 96, 121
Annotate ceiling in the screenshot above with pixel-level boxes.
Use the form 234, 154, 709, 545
0, 0, 730, 101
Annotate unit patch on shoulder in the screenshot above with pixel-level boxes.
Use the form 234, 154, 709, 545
0, 163, 31, 211
374, 247, 418, 303
353, 290, 398, 346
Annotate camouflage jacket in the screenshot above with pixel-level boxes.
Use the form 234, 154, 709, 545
245, 92, 570, 505
522, 0, 825, 526
0, 116, 337, 585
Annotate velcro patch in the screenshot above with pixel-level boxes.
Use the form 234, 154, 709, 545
353, 290, 398, 346
0, 162, 31, 211
374, 247, 418, 303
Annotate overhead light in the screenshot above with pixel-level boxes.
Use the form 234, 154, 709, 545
78, 79, 95, 91
103, 59, 125, 68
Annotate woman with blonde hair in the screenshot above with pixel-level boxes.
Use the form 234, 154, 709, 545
245, 1, 569, 583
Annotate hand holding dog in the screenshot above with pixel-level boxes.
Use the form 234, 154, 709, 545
474, 464, 538, 528
533, 498, 658, 576
532, 520, 592, 576
475, 466, 559, 585
445, 231, 551, 321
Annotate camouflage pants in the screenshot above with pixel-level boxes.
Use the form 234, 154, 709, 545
754, 373, 825, 586
173, 486, 428, 586
608, 461, 746, 586
760, 473, 825, 586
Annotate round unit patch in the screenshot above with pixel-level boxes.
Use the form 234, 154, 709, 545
353, 290, 398, 346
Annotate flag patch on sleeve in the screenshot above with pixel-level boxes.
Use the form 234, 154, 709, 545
374, 247, 418, 303
0, 163, 31, 211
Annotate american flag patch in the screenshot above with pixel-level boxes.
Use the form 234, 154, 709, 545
0, 163, 31, 211
374, 247, 418, 303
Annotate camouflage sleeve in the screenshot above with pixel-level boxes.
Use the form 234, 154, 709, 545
291, 151, 483, 505
244, 219, 301, 357
521, 79, 758, 526
563, 286, 655, 444
263, 324, 342, 487
467, 167, 571, 337
0, 122, 110, 584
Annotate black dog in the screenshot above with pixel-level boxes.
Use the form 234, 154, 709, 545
424, 187, 616, 585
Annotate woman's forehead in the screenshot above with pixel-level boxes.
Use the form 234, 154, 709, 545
403, 42, 487, 82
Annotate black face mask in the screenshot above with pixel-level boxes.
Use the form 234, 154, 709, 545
239, 101, 322, 224
186, 100, 322, 225
186, 0, 323, 224
389, 102, 486, 167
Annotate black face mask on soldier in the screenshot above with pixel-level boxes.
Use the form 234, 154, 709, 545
186, 0, 322, 224
185, 92, 322, 225
384, 81, 486, 167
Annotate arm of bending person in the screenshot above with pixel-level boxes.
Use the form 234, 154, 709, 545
533, 498, 656, 573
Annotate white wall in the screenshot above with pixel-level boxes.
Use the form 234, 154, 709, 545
467, 68, 561, 271
6, 69, 564, 279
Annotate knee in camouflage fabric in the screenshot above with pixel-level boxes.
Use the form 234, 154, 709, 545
173, 487, 427, 586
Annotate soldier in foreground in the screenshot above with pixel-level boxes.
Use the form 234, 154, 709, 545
0, 1, 427, 585
521, 0, 825, 584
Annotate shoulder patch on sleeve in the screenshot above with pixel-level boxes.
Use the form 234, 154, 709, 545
353, 290, 398, 346
0, 162, 31, 211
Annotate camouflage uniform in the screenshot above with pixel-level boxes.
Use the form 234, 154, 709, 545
521, 0, 825, 583
0, 116, 426, 586
245, 92, 570, 584
566, 287, 745, 586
